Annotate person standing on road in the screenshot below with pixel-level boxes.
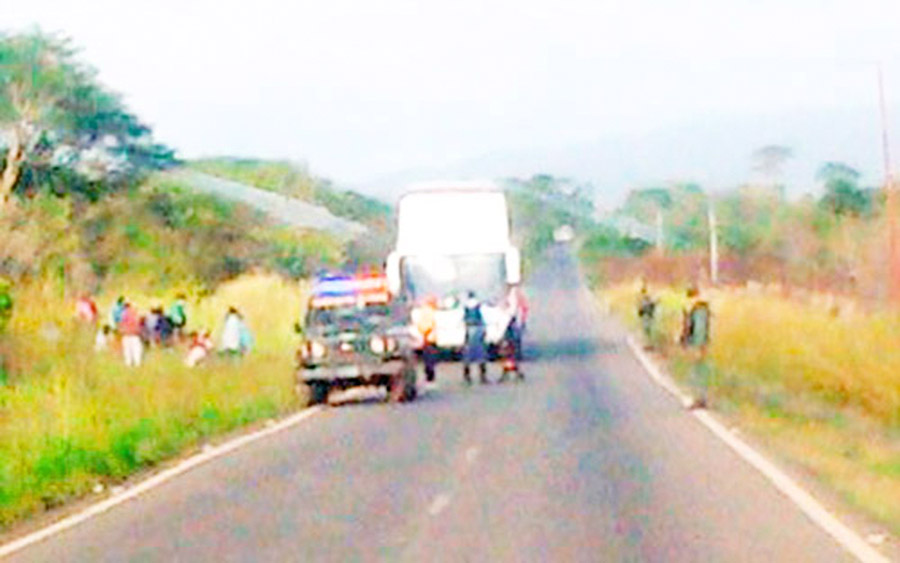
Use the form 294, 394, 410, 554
413, 296, 439, 387
505, 285, 528, 361
462, 291, 488, 385
681, 284, 712, 409
119, 302, 144, 367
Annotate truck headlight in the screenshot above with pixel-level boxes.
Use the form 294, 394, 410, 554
369, 336, 386, 354
309, 340, 326, 359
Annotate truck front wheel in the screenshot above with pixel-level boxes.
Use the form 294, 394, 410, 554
389, 363, 417, 403
307, 381, 330, 405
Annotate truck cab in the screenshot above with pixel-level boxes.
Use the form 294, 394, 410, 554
296, 274, 418, 404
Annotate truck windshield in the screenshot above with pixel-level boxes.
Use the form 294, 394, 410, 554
307, 303, 392, 330
401, 254, 506, 304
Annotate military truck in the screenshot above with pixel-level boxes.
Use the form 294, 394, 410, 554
296, 274, 418, 405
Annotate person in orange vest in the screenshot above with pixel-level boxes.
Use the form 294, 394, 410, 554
412, 296, 439, 387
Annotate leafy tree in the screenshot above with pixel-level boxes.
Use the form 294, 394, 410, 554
0, 30, 174, 208
0, 31, 81, 205
621, 187, 672, 224
752, 145, 793, 196
817, 162, 870, 217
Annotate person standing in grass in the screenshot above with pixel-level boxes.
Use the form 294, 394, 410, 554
220, 307, 250, 357
119, 302, 144, 367
75, 295, 98, 325
110, 296, 126, 329
167, 294, 188, 341
185, 330, 214, 367
681, 284, 711, 409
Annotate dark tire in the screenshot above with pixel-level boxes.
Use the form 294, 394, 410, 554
402, 363, 418, 402
389, 362, 418, 403
307, 381, 329, 405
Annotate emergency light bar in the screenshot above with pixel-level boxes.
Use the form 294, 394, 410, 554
310, 274, 390, 307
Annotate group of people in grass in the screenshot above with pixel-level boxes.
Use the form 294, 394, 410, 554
76, 295, 253, 368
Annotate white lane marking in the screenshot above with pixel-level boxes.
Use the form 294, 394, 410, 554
625, 337, 693, 405
626, 338, 889, 563
428, 493, 453, 517
465, 447, 480, 465
0, 406, 324, 559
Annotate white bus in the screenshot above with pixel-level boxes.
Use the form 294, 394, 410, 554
386, 183, 521, 350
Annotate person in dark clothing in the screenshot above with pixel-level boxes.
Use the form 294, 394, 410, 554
637, 283, 657, 348
681, 284, 712, 409
168, 294, 188, 341
498, 320, 523, 382
462, 291, 488, 384
157, 314, 174, 347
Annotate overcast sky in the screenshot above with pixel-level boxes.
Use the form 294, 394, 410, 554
7, 0, 900, 188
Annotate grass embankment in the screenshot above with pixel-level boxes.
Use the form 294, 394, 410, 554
0, 274, 308, 529
0, 175, 342, 530
188, 158, 393, 268
190, 158, 393, 227
604, 282, 900, 532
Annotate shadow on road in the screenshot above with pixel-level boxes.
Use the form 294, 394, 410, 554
523, 337, 617, 361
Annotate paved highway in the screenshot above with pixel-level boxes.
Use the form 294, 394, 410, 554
7, 247, 856, 562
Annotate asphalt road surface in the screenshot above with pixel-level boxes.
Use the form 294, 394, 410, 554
7, 247, 856, 562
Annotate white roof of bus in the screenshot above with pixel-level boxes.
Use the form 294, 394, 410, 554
401, 180, 500, 195
395, 184, 510, 254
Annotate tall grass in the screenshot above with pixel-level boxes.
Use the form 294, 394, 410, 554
603, 281, 900, 531
0, 274, 307, 529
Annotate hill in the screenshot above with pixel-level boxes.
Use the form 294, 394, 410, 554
354, 106, 890, 210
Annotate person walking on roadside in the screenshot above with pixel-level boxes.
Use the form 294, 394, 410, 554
462, 291, 488, 385
120, 302, 144, 367
637, 282, 657, 349
412, 296, 439, 388
681, 284, 712, 409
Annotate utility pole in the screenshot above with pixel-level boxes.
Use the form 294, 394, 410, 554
708, 198, 719, 285
878, 65, 900, 302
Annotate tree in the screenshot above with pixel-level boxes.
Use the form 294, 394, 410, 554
817, 162, 869, 217
752, 145, 793, 198
0, 32, 84, 206
0, 30, 173, 207
621, 188, 672, 224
